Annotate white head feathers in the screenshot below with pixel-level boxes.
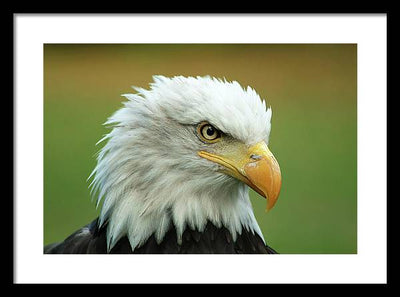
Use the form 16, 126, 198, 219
89, 75, 273, 251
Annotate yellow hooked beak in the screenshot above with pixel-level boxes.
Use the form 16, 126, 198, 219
198, 141, 281, 211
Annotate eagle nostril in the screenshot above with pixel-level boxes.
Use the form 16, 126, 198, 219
250, 154, 262, 160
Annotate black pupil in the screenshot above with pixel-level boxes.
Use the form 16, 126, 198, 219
206, 126, 215, 136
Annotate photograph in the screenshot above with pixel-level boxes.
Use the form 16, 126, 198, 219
43, 43, 357, 254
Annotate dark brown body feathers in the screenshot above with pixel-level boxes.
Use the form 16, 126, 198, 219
44, 218, 277, 254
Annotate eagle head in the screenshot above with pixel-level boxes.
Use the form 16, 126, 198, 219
89, 75, 281, 251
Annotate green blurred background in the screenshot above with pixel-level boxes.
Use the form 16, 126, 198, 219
44, 44, 357, 253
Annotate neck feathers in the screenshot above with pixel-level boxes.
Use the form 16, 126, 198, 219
96, 182, 264, 252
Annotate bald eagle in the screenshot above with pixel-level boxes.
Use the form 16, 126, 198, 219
44, 75, 282, 254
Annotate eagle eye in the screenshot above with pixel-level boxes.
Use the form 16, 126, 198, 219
197, 122, 221, 143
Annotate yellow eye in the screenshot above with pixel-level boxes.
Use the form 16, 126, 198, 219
197, 122, 221, 143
